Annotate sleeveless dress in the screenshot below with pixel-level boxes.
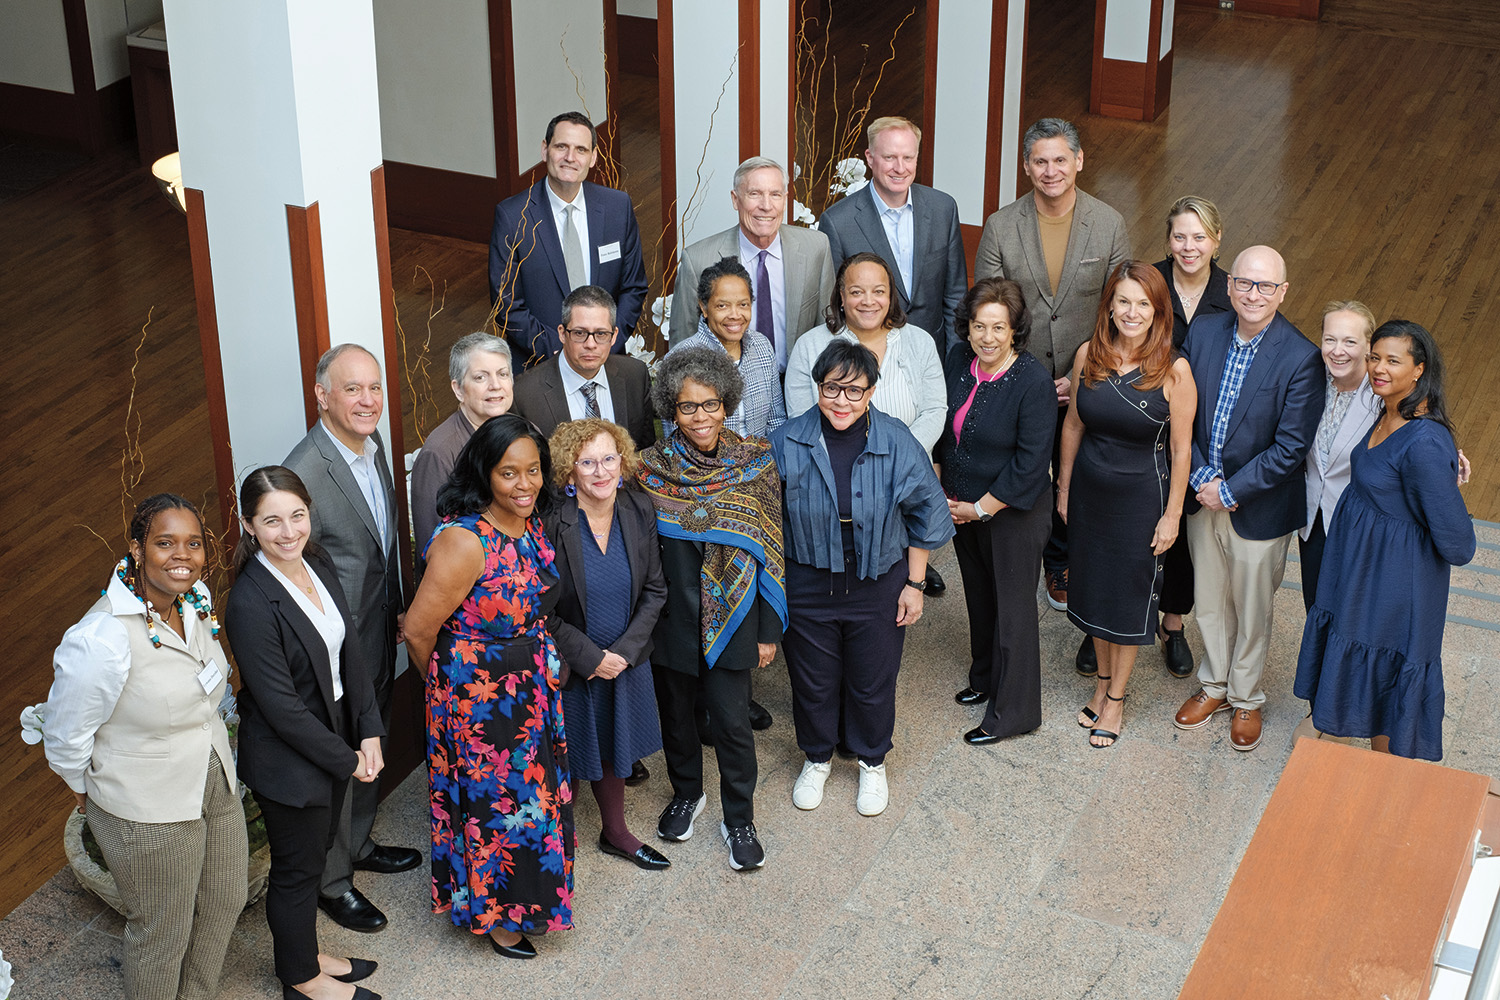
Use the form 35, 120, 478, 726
425, 513, 574, 935
1067, 367, 1171, 645
1294, 419, 1476, 760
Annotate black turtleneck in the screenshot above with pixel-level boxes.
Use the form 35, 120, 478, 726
821, 411, 867, 559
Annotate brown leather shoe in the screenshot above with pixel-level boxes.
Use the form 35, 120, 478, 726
1045, 568, 1068, 611
1174, 690, 1230, 730
1230, 708, 1262, 751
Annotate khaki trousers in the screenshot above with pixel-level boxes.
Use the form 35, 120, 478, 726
86, 751, 248, 1000
1186, 508, 1292, 710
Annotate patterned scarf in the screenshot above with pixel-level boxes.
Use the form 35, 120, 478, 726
637, 426, 787, 666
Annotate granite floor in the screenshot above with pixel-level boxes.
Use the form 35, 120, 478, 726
5, 525, 1499, 1000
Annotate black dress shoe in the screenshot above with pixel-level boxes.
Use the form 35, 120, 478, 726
598, 832, 671, 870
1075, 635, 1098, 677
333, 958, 378, 983
353, 844, 422, 874
748, 699, 774, 731
318, 890, 387, 933
1160, 626, 1194, 678
489, 933, 537, 960
925, 565, 947, 594
964, 726, 1002, 746
954, 687, 990, 706
625, 759, 650, 786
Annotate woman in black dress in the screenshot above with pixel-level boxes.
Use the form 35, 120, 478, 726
1058, 262, 1196, 748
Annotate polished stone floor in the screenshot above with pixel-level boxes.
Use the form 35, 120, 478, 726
4, 525, 1498, 1000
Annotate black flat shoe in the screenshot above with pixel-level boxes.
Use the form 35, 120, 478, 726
489, 933, 537, 960
598, 832, 671, 870
284, 987, 380, 1000
317, 889, 387, 933
624, 759, 650, 786
924, 565, 947, 594
333, 958, 378, 983
964, 726, 1002, 745
954, 687, 989, 706
352, 843, 422, 874
748, 699, 774, 731
1159, 626, 1194, 678
1075, 635, 1098, 677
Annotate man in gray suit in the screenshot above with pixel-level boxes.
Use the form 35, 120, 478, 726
670, 156, 836, 370
817, 116, 967, 354
284, 343, 419, 933
974, 117, 1130, 672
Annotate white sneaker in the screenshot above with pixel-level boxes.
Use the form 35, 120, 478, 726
791, 759, 832, 810
856, 761, 888, 816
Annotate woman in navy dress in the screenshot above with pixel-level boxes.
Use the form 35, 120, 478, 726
545, 418, 670, 870
1295, 321, 1476, 760
1058, 262, 1196, 748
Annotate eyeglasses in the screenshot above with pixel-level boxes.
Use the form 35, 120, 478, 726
574, 454, 622, 475
563, 328, 615, 344
1230, 277, 1286, 296
674, 398, 723, 416
819, 381, 870, 401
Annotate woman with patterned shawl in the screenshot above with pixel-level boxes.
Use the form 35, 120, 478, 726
637, 346, 787, 872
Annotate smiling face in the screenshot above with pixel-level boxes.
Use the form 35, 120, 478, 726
315, 348, 384, 452
841, 260, 893, 334
1322, 310, 1372, 389
865, 126, 919, 207
542, 121, 598, 195
1368, 335, 1424, 403
1022, 136, 1082, 205
816, 368, 873, 431
243, 489, 312, 568
452, 349, 513, 425
1227, 246, 1289, 337
1168, 210, 1220, 279
487, 436, 544, 530
730, 166, 787, 249
1111, 278, 1156, 344
129, 507, 205, 608
967, 301, 1016, 374
675, 378, 726, 453
569, 430, 622, 506
701, 275, 753, 351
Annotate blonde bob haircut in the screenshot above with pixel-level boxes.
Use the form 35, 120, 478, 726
548, 417, 640, 489
1321, 300, 1377, 343
1164, 195, 1224, 258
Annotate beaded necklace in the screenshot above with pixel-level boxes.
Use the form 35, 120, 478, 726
111, 558, 221, 649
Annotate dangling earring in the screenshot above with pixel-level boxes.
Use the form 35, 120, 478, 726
565, 483, 577, 497
618, 476, 625, 488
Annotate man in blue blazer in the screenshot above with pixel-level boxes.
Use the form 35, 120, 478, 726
488, 111, 649, 369
816, 116, 967, 354
1172, 246, 1325, 752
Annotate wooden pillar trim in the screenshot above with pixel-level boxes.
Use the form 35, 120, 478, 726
738, 0, 761, 162
658, 0, 679, 282
488, 0, 520, 199
1143, 0, 1164, 116
370, 165, 413, 598
286, 202, 330, 430
919, 0, 940, 186
1091, 0, 1174, 122
1014, 2, 1030, 200
983, 0, 1009, 219
184, 187, 238, 541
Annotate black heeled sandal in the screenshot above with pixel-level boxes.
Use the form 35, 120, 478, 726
1077, 675, 1111, 728
1089, 691, 1127, 749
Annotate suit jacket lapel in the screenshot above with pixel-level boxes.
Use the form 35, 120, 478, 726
557, 502, 589, 609
529, 180, 571, 296
617, 497, 646, 609
1196, 320, 1231, 442
1053, 194, 1093, 306
313, 423, 381, 547
1225, 317, 1283, 441
1016, 199, 1053, 308
778, 226, 804, 337
585, 181, 606, 274
604, 357, 634, 431
540, 362, 572, 430
249, 558, 340, 720
852, 194, 909, 307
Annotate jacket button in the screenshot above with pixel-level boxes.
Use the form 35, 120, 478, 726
202, 722, 210, 731
1052, 314, 1059, 321
855, 491, 863, 498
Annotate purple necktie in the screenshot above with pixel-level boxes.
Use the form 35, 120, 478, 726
755, 249, 774, 348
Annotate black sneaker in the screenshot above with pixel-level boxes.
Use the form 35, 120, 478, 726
720, 821, 766, 871
656, 794, 706, 842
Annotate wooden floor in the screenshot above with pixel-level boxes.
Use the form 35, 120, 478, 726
3, 2, 1499, 918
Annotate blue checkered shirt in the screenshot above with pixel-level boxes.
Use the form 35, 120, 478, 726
668, 319, 787, 439
1190, 323, 1268, 508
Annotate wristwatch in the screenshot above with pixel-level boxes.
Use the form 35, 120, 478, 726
905, 578, 928, 592
972, 497, 994, 522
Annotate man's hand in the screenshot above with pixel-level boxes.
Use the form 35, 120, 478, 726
1053, 377, 1071, 405
1196, 478, 1235, 512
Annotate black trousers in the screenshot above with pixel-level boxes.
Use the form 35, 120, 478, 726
654, 661, 756, 826
1159, 506, 1195, 616
260, 780, 347, 985
783, 560, 907, 766
954, 501, 1050, 737
1298, 509, 1327, 611
1044, 404, 1069, 572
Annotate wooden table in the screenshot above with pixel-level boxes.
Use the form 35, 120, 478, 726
1180, 739, 1500, 1000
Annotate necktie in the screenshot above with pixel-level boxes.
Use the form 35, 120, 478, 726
581, 381, 601, 418
562, 204, 586, 291
755, 249, 774, 348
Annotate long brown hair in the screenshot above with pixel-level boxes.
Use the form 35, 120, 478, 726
1081, 261, 1175, 391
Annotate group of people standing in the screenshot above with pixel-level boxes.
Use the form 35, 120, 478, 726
40, 109, 1476, 1000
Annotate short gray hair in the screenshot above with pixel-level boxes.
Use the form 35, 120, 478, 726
560, 284, 618, 330
449, 332, 511, 384
651, 346, 744, 421
315, 343, 379, 390
732, 156, 788, 192
1022, 117, 1082, 161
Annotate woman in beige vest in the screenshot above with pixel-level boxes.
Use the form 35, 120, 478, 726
45, 494, 247, 1000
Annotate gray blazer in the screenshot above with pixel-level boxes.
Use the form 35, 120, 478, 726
973, 188, 1130, 379
817, 183, 967, 353
670, 223, 836, 350
1302, 378, 1380, 540
283, 421, 403, 704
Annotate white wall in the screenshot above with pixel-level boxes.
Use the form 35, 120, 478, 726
85, 0, 164, 87
511, 0, 607, 174
0, 0, 74, 92
1101, 0, 1151, 61
757, 0, 789, 173
1163, 0, 1176, 54
618, 0, 656, 17
372, 0, 495, 176
672, 0, 742, 246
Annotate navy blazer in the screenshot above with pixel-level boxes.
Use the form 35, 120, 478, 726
223, 550, 384, 809
1182, 311, 1325, 540
488, 179, 650, 368
817, 184, 968, 353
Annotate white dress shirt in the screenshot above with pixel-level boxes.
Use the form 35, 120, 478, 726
546, 181, 592, 285
257, 552, 345, 701
738, 228, 788, 370
871, 182, 915, 295
326, 427, 390, 552
558, 354, 617, 422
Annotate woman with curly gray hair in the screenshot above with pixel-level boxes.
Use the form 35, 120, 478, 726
637, 347, 786, 871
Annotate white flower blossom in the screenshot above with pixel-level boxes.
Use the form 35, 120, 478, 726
625, 333, 661, 376
19, 703, 45, 746
829, 158, 869, 197
0, 946, 13, 999
792, 200, 816, 226
650, 295, 672, 330
793, 162, 802, 181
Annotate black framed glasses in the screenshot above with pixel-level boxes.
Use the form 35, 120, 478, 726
1229, 277, 1286, 296
819, 381, 870, 401
674, 398, 723, 416
563, 328, 615, 344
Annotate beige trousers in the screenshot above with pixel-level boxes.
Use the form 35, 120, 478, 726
1186, 507, 1292, 710
86, 751, 248, 1000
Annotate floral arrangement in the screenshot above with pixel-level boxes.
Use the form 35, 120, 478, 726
0, 947, 11, 999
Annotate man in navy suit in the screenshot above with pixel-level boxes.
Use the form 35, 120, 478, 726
816, 116, 967, 353
1171, 246, 1324, 752
488, 111, 649, 369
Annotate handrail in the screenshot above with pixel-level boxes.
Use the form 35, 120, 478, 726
1465, 888, 1500, 1000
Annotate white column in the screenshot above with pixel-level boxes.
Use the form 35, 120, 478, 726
671, 0, 742, 246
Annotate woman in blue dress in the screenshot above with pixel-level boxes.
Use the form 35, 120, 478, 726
1294, 321, 1476, 760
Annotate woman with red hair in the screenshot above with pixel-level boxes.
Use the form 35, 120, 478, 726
1057, 262, 1197, 748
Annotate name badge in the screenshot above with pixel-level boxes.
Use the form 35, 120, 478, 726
597, 241, 621, 263
197, 658, 225, 695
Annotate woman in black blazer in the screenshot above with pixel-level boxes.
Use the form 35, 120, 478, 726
544, 418, 670, 870
224, 466, 385, 1000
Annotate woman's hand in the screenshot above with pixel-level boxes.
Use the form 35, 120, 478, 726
594, 650, 630, 680
896, 586, 923, 627
1056, 487, 1069, 525
756, 643, 777, 669
356, 738, 384, 782
948, 498, 973, 525
1150, 512, 1179, 555
73, 791, 87, 813
395, 612, 407, 645
1459, 449, 1472, 486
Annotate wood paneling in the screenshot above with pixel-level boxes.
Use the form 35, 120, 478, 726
618, 14, 659, 76
739, 0, 761, 161
1180, 0, 1319, 16
382, 159, 500, 244
1322, 0, 1500, 48
185, 186, 237, 541
286, 201, 330, 428
127, 46, 176, 168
